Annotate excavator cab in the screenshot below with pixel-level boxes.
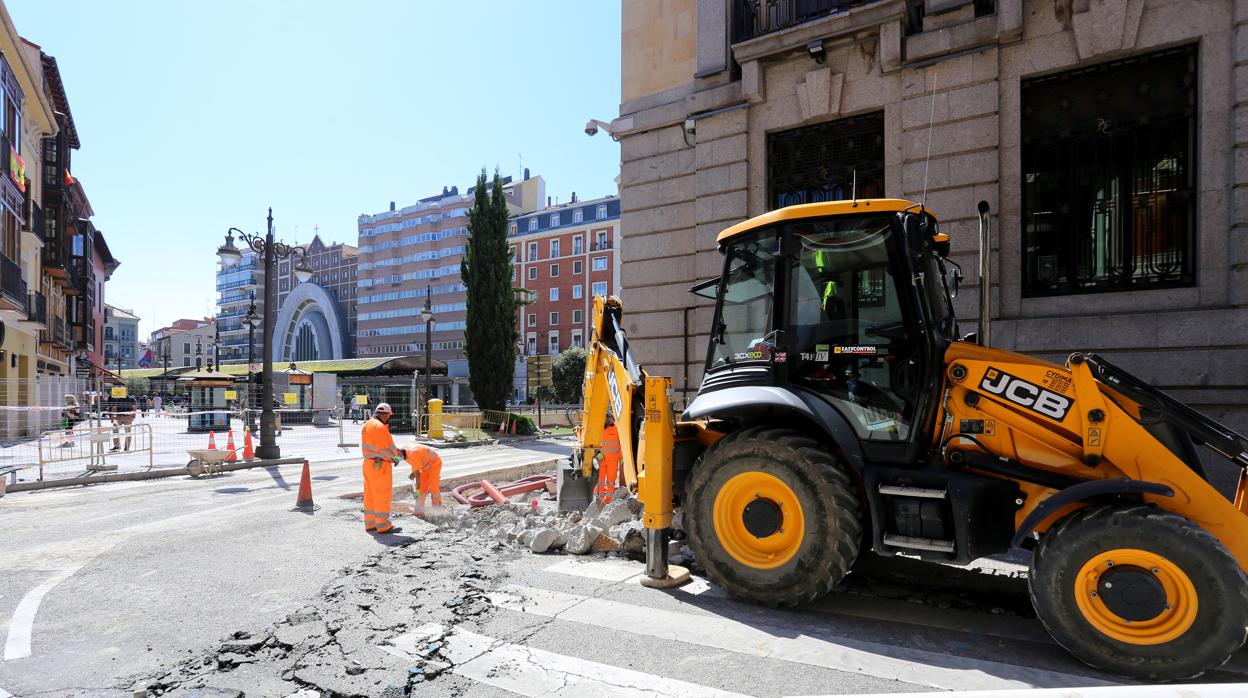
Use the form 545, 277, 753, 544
622, 197, 1248, 681
686, 200, 954, 467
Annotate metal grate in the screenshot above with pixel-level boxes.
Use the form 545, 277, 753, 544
1021, 45, 1197, 296
767, 111, 886, 210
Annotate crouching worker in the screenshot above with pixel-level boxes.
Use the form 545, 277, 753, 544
403, 441, 443, 516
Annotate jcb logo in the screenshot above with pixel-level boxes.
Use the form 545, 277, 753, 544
980, 368, 1072, 422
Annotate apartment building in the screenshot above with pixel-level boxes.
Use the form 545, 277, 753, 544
103, 304, 140, 371
615, 0, 1248, 424
0, 25, 57, 421
511, 194, 621, 357
150, 319, 216, 371
356, 172, 545, 363
215, 249, 262, 365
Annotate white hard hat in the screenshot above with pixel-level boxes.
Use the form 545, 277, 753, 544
375, 402, 393, 414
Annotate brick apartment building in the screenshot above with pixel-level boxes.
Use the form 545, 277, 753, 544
355, 172, 545, 363
511, 194, 621, 358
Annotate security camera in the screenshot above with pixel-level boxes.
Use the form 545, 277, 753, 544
585, 118, 613, 137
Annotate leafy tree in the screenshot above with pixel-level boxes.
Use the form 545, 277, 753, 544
551, 346, 589, 404
462, 168, 516, 411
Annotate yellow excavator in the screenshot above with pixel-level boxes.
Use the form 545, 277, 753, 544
573, 198, 1248, 681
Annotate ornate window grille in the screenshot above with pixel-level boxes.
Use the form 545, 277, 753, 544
767, 111, 885, 211
1021, 45, 1197, 296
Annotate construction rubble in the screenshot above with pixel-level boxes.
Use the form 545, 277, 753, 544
434, 485, 652, 557
133, 484, 665, 697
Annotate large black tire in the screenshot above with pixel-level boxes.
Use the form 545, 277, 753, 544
685, 426, 861, 607
1030, 504, 1248, 681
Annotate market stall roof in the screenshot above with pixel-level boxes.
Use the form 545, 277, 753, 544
118, 367, 193, 380
213, 356, 446, 376
176, 370, 237, 382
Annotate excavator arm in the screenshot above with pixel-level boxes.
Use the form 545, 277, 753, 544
574, 295, 688, 588
576, 295, 644, 486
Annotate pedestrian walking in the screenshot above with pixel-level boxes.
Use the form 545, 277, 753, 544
360, 403, 402, 534
109, 391, 138, 452
153, 394, 162, 417
594, 415, 622, 503
403, 441, 444, 516
60, 394, 82, 447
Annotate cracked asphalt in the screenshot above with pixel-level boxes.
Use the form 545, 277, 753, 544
5, 437, 1248, 696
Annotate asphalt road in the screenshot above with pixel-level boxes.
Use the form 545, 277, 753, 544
5, 434, 1248, 697
0, 438, 572, 697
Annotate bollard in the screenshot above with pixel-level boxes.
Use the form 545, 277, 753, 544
428, 398, 443, 440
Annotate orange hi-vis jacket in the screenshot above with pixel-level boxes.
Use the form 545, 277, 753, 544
360, 417, 397, 532
595, 424, 622, 500
404, 443, 444, 513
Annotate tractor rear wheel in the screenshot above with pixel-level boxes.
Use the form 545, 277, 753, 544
685, 426, 861, 607
1030, 504, 1248, 681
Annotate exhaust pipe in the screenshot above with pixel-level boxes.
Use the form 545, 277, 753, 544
977, 201, 991, 347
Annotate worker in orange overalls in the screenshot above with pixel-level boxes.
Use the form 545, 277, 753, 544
403, 441, 444, 516
361, 402, 402, 534
594, 415, 621, 503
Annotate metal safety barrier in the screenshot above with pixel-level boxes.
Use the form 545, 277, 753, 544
36, 422, 154, 480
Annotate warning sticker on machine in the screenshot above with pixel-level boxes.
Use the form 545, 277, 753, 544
814, 344, 830, 362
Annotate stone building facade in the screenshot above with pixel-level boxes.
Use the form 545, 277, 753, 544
615, 0, 1248, 430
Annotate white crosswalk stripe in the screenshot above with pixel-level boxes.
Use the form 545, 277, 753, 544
488, 584, 1116, 692
386, 623, 750, 697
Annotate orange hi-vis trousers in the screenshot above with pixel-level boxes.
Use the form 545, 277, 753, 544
405, 445, 443, 515
362, 458, 394, 533
594, 425, 621, 503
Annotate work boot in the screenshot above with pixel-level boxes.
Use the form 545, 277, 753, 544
373, 526, 402, 534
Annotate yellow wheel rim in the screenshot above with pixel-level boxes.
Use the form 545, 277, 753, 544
713, 471, 805, 569
1074, 548, 1198, 645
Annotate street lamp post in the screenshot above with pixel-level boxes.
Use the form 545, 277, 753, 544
418, 285, 435, 433
246, 295, 259, 422
217, 208, 312, 460
213, 321, 220, 370
195, 337, 203, 370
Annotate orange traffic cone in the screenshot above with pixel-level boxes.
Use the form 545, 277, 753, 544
242, 427, 255, 460
498, 415, 507, 434
207, 431, 217, 450
292, 459, 317, 512
225, 430, 238, 461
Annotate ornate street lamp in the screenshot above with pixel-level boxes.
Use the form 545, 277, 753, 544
217, 208, 312, 459
246, 294, 260, 416
195, 337, 203, 370
418, 285, 435, 431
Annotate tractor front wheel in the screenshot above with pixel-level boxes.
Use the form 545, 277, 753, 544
1030, 505, 1248, 681
685, 426, 861, 607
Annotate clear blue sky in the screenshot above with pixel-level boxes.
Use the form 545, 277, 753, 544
9, 0, 622, 339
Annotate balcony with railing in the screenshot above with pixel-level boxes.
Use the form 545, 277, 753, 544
55, 317, 73, 349
27, 290, 46, 327
216, 274, 259, 292
591, 241, 613, 251
732, 0, 882, 43
0, 250, 26, 311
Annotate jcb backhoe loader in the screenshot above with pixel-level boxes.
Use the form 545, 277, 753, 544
573, 198, 1248, 681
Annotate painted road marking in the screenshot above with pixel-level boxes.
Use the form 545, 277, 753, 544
490, 585, 1116, 691
789, 685, 1248, 698
386, 623, 750, 697
544, 558, 644, 582
3, 566, 81, 660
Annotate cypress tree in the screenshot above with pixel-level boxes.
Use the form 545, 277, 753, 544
462, 168, 517, 411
